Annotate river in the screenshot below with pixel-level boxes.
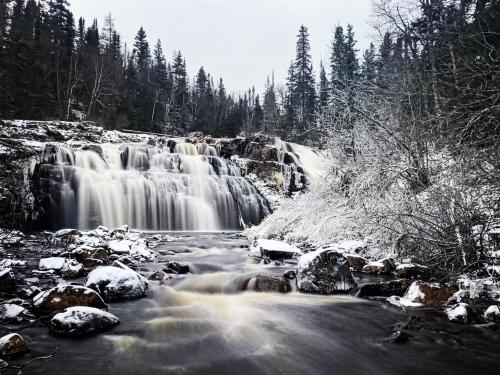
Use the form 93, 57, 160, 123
12, 232, 500, 375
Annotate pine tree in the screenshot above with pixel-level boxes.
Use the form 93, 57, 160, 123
344, 24, 359, 83
263, 74, 279, 135
330, 26, 346, 90
253, 95, 264, 132
362, 42, 377, 82
319, 61, 329, 109
133, 26, 150, 74
284, 60, 297, 138
172, 51, 190, 130
293, 25, 316, 131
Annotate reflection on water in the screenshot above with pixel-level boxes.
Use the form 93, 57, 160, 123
18, 233, 500, 375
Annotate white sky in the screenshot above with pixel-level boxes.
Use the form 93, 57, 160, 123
70, 0, 374, 94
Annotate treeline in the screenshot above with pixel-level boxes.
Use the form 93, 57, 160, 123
0, 0, 265, 136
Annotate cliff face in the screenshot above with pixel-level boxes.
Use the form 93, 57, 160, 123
0, 120, 308, 230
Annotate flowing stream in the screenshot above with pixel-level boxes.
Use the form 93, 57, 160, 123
18, 233, 500, 375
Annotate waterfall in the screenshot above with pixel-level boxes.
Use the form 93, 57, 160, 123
37, 141, 271, 231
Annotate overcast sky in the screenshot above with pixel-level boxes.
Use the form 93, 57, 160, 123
70, 0, 374, 94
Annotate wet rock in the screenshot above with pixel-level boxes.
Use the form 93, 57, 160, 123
346, 254, 367, 272
0, 333, 29, 355
445, 303, 472, 324
388, 330, 411, 344
71, 246, 109, 262
114, 256, 137, 266
250, 239, 302, 260
484, 305, 500, 322
49, 306, 119, 337
403, 281, 458, 307
0, 359, 7, 370
246, 275, 292, 293
61, 260, 85, 279
283, 270, 296, 280
0, 268, 16, 293
39, 258, 84, 279
33, 285, 107, 314
86, 266, 147, 301
395, 263, 430, 279
362, 258, 396, 275
297, 249, 357, 294
163, 262, 190, 275
353, 279, 411, 298
110, 225, 129, 239
53, 228, 79, 238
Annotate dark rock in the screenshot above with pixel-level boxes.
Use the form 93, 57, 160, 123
49, 307, 119, 337
297, 250, 357, 294
18, 286, 42, 300
388, 330, 411, 344
0, 333, 29, 355
484, 305, 500, 322
148, 271, 170, 281
395, 264, 430, 279
346, 254, 367, 272
283, 270, 296, 280
246, 275, 292, 293
81, 258, 104, 269
0, 268, 16, 293
33, 285, 107, 314
353, 279, 411, 298
163, 262, 190, 275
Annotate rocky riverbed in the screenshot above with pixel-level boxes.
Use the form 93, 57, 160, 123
0, 227, 499, 374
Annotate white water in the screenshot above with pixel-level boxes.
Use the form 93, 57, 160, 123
43, 142, 271, 231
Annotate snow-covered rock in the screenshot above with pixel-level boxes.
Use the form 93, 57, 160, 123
85, 266, 147, 301
0, 304, 32, 324
0, 333, 29, 355
484, 305, 500, 322
395, 263, 429, 279
297, 249, 357, 294
362, 258, 396, 275
33, 285, 107, 314
18, 286, 42, 300
249, 239, 302, 260
403, 281, 458, 307
445, 303, 471, 324
39, 257, 84, 278
53, 228, 78, 238
0, 259, 27, 269
108, 239, 134, 255
386, 295, 423, 309
49, 306, 119, 337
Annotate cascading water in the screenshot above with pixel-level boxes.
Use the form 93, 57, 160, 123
35, 141, 271, 231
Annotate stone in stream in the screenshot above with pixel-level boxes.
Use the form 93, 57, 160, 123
352, 279, 411, 298
49, 307, 120, 337
163, 261, 190, 275
250, 239, 302, 260
39, 257, 84, 279
86, 266, 147, 301
484, 305, 500, 322
18, 286, 42, 300
246, 275, 292, 293
362, 258, 396, 275
71, 245, 109, 263
297, 249, 357, 294
345, 254, 367, 272
403, 281, 458, 307
0, 268, 16, 293
33, 285, 107, 314
0, 333, 29, 355
0, 304, 34, 324
148, 271, 171, 281
445, 303, 472, 324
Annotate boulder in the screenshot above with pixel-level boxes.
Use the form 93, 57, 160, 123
163, 262, 190, 275
33, 285, 107, 314
39, 258, 84, 279
148, 271, 170, 281
18, 286, 42, 300
71, 246, 108, 262
362, 258, 396, 275
353, 279, 411, 298
445, 303, 472, 324
86, 266, 147, 301
346, 254, 367, 272
484, 305, 500, 322
0, 268, 16, 293
246, 275, 292, 293
297, 249, 357, 294
81, 258, 104, 269
0, 333, 29, 355
49, 306, 120, 337
108, 239, 133, 255
403, 281, 458, 307
395, 263, 430, 279
250, 239, 302, 260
